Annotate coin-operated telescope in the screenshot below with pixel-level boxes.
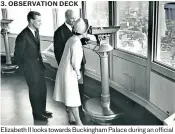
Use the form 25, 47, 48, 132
87, 26, 120, 52
1, 19, 18, 74
82, 25, 123, 125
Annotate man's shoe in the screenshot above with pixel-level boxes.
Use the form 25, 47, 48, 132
33, 114, 48, 121
43, 111, 53, 118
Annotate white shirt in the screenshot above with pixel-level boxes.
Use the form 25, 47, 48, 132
28, 26, 36, 37
65, 22, 72, 32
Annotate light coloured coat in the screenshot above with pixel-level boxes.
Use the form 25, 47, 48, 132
53, 35, 83, 107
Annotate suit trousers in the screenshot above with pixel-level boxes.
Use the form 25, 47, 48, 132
23, 62, 47, 115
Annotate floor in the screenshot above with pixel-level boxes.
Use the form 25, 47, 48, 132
1, 62, 163, 125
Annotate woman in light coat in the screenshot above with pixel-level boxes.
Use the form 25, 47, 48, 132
53, 18, 88, 125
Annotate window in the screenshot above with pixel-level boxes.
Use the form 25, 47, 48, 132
8, 8, 29, 34
30, 8, 54, 36
155, 2, 175, 69
86, 1, 109, 27
116, 1, 149, 57
8, 8, 54, 36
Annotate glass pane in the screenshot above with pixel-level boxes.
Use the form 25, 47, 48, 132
116, 1, 149, 57
156, 1, 175, 69
8, 8, 29, 34
8, 8, 54, 36
31, 8, 54, 36
86, 1, 109, 27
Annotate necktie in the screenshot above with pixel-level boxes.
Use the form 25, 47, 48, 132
34, 30, 40, 51
34, 30, 39, 41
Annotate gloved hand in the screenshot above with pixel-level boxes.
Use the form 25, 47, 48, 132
80, 37, 90, 45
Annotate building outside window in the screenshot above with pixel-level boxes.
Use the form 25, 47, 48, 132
116, 1, 149, 57
86, 1, 109, 27
155, 1, 175, 69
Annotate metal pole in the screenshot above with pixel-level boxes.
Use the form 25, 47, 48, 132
2, 32, 12, 65
83, 26, 122, 124
100, 52, 110, 108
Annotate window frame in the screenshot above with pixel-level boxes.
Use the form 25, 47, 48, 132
82, 1, 175, 81
151, 1, 175, 80
111, 1, 148, 67
114, 1, 149, 58
113, 1, 175, 81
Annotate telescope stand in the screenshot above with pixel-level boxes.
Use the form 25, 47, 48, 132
83, 34, 123, 125
1, 19, 18, 74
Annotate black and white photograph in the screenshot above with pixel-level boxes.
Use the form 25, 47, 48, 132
0, 0, 175, 127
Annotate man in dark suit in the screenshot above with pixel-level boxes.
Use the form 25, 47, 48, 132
14, 11, 52, 121
53, 9, 76, 66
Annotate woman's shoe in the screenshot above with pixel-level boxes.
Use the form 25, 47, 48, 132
67, 110, 76, 125
69, 120, 76, 125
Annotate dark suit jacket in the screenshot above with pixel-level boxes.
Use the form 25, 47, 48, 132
54, 23, 73, 66
14, 27, 45, 71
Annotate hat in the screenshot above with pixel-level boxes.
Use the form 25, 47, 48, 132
73, 18, 89, 34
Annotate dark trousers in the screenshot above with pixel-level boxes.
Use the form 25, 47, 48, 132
78, 83, 84, 104
79, 65, 85, 104
23, 63, 47, 115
